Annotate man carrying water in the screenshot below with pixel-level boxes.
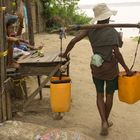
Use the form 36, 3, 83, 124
60, 3, 134, 136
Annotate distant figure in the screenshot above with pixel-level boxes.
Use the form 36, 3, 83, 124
60, 3, 134, 136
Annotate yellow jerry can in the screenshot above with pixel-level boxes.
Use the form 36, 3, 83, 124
118, 71, 140, 104
50, 76, 71, 112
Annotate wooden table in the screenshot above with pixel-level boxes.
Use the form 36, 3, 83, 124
16, 51, 69, 109
18, 51, 68, 76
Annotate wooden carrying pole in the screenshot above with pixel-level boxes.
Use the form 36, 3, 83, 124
51, 23, 140, 33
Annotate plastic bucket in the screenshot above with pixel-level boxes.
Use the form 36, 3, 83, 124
118, 71, 140, 104
50, 76, 71, 112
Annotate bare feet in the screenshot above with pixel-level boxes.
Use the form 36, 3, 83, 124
7, 61, 20, 69
108, 121, 113, 128
37, 45, 43, 50
33, 45, 44, 50
100, 122, 108, 136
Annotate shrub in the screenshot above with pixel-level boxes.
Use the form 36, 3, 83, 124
40, 0, 91, 31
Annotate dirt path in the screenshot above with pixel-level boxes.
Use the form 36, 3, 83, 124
1, 33, 140, 140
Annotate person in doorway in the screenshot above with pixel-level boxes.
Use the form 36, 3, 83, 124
60, 3, 134, 136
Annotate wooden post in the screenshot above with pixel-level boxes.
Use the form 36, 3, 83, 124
0, 0, 7, 122
4, 78, 13, 120
0, 1, 3, 122
24, 0, 35, 46
35, 2, 39, 33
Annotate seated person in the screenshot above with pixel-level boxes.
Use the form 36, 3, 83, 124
6, 13, 24, 68
6, 13, 43, 68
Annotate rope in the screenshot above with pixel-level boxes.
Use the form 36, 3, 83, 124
0, 50, 8, 58
12, 78, 25, 85
130, 30, 140, 70
59, 27, 66, 80
0, 7, 6, 11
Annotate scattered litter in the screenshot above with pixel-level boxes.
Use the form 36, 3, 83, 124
39, 129, 92, 140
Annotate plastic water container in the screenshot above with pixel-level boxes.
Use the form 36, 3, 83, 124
50, 76, 71, 112
118, 71, 140, 104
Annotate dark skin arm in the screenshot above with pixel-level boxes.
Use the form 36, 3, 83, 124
19, 39, 29, 44
113, 46, 134, 76
60, 30, 88, 58
7, 36, 20, 45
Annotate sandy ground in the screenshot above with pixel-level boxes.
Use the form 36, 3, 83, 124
1, 33, 140, 140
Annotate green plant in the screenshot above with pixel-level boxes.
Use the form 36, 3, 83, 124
40, 0, 91, 30
131, 36, 140, 42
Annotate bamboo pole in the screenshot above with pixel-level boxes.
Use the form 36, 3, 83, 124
0, 0, 7, 122
51, 23, 140, 33
0, 1, 3, 122
4, 78, 12, 120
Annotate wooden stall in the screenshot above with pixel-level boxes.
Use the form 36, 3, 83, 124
0, 0, 57, 121
7, 51, 69, 110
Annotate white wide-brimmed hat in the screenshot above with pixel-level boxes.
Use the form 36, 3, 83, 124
92, 3, 117, 22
